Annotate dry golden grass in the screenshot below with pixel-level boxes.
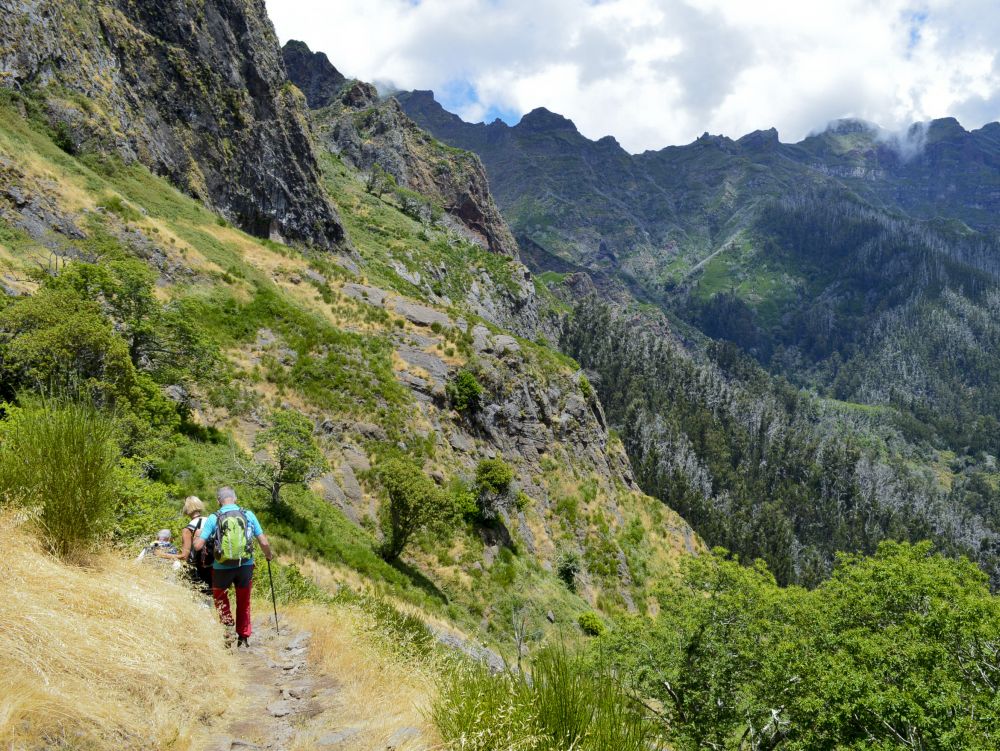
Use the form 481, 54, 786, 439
285, 603, 441, 751
0, 517, 241, 750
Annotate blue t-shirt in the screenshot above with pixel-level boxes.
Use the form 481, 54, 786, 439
198, 505, 264, 569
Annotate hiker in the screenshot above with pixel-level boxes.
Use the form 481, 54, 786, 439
155, 496, 213, 594
136, 529, 181, 570
193, 487, 273, 648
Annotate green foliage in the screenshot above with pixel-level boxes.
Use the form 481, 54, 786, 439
604, 543, 1000, 750
476, 458, 514, 497
563, 298, 1000, 586
51, 120, 75, 155
376, 457, 461, 561
96, 194, 142, 222
252, 559, 327, 605
432, 646, 660, 751
576, 611, 605, 636
556, 548, 581, 592
365, 163, 397, 198
447, 368, 484, 414
246, 409, 327, 507
113, 456, 180, 543
0, 400, 120, 559
0, 286, 138, 403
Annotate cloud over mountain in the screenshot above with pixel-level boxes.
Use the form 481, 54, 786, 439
267, 0, 1000, 152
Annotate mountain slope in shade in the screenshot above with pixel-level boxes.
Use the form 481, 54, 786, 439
0, 0, 344, 248
281, 38, 346, 109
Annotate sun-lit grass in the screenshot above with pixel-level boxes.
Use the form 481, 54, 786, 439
0, 516, 241, 750
286, 603, 440, 751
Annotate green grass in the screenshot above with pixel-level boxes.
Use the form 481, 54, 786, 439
432, 646, 660, 751
320, 153, 522, 305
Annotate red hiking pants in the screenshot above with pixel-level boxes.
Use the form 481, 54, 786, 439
211, 564, 254, 638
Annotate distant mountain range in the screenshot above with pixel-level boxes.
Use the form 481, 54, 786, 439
398, 90, 1000, 465
398, 90, 1000, 282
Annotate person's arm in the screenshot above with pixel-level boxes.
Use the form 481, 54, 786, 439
248, 512, 273, 561
193, 514, 214, 552
256, 533, 273, 561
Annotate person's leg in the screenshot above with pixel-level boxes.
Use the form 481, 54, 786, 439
211, 568, 238, 627
233, 564, 254, 639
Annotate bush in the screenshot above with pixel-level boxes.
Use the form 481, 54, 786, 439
0, 400, 120, 559
446, 369, 484, 413
432, 646, 659, 751
556, 549, 581, 591
474, 458, 516, 520
376, 457, 461, 561
577, 611, 606, 636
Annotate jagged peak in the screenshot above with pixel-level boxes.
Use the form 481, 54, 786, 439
737, 127, 780, 149
281, 39, 346, 110
518, 107, 579, 133
926, 116, 967, 140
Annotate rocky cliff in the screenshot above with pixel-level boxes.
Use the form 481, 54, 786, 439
281, 38, 346, 110
284, 47, 518, 259
0, 0, 344, 247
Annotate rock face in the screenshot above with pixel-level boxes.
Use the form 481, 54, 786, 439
0, 0, 344, 248
300, 67, 518, 258
280, 39, 346, 109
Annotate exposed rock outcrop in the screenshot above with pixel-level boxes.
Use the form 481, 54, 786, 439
304, 72, 518, 258
280, 39, 346, 110
0, 0, 344, 248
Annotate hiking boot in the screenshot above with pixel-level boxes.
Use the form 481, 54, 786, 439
237, 635, 249, 648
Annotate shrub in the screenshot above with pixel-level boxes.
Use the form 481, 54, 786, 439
556, 549, 581, 591
0, 400, 120, 559
446, 369, 484, 413
376, 457, 461, 561
52, 120, 75, 155
475, 458, 514, 496
97, 194, 142, 222
577, 611, 606, 636
242, 408, 327, 507
475, 457, 515, 520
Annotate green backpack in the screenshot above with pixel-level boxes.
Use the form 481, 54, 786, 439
212, 507, 254, 565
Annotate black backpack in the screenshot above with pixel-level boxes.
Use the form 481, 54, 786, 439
186, 517, 214, 569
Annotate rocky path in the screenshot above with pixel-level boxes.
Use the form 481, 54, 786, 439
203, 620, 350, 751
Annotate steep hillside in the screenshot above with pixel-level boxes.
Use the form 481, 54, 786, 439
400, 90, 1000, 587
0, 0, 343, 246
0, 80, 694, 642
286, 45, 518, 260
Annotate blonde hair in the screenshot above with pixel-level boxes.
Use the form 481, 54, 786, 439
181, 496, 204, 517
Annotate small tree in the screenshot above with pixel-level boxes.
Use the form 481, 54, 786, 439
447, 369, 484, 414
475, 457, 515, 520
366, 164, 396, 198
377, 457, 460, 561
242, 409, 327, 507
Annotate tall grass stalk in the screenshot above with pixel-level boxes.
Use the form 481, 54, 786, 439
0, 399, 120, 559
432, 645, 658, 751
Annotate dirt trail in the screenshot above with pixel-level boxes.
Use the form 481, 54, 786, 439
202, 619, 350, 751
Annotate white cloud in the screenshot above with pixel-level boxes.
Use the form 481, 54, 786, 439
266, 0, 1000, 153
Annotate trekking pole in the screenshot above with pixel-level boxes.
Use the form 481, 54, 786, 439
266, 558, 280, 634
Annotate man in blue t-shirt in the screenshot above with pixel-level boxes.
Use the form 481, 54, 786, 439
193, 487, 273, 647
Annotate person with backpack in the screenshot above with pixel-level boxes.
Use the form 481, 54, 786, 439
192, 487, 273, 647
155, 496, 213, 595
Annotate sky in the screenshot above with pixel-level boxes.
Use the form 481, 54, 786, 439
266, 0, 1000, 154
